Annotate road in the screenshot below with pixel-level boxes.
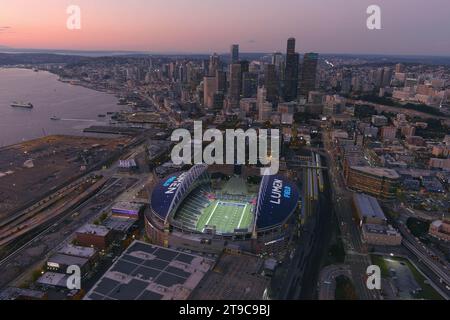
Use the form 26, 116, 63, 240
321, 128, 449, 300
321, 129, 381, 300
378, 208, 450, 299
318, 265, 352, 300
0, 127, 162, 289
0, 176, 138, 289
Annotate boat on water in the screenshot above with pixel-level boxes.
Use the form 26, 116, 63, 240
11, 101, 33, 109
98, 114, 106, 118
117, 97, 127, 105
50, 116, 61, 121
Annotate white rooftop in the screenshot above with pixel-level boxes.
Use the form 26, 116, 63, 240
37, 272, 68, 288
58, 244, 96, 259
76, 224, 110, 236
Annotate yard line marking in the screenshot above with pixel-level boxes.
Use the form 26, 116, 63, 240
205, 201, 220, 227
237, 204, 248, 229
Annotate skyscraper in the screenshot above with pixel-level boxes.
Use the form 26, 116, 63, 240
239, 60, 249, 74
340, 68, 352, 94
257, 87, 272, 122
395, 63, 405, 73
372, 67, 384, 88
287, 38, 296, 55
272, 52, 285, 80
242, 72, 258, 98
284, 38, 300, 102
231, 44, 239, 64
204, 76, 218, 109
382, 67, 393, 87
229, 63, 242, 108
264, 64, 278, 103
300, 53, 319, 97
209, 53, 220, 77
239, 60, 250, 97
216, 70, 227, 93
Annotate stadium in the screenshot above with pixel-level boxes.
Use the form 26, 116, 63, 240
145, 164, 301, 256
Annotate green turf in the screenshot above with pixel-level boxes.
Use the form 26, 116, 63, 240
196, 200, 253, 234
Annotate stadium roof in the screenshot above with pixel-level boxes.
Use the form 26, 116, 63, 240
255, 175, 300, 229
151, 164, 209, 220
151, 172, 185, 219
151, 166, 300, 231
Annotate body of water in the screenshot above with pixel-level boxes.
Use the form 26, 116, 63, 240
0, 68, 122, 147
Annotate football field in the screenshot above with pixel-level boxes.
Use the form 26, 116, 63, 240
196, 200, 253, 234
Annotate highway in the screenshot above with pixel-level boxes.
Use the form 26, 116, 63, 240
397, 222, 450, 297
0, 128, 161, 290
0, 176, 139, 289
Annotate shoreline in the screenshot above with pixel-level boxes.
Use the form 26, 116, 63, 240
0, 68, 125, 148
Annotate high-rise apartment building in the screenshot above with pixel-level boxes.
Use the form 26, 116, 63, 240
242, 72, 258, 98
204, 76, 218, 109
229, 63, 242, 108
231, 44, 239, 64
284, 38, 300, 101
300, 53, 319, 97
215, 70, 227, 93
264, 64, 278, 103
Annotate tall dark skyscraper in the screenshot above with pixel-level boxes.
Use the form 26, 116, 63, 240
242, 72, 258, 98
284, 38, 300, 102
300, 52, 319, 97
229, 63, 242, 108
287, 38, 296, 55
239, 60, 249, 96
231, 44, 239, 64
239, 60, 249, 74
264, 64, 278, 103
216, 70, 227, 93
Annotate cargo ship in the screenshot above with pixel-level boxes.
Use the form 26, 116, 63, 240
11, 101, 33, 109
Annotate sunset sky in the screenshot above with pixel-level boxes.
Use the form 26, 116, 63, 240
0, 0, 449, 55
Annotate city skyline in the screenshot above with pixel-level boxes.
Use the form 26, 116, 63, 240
0, 0, 449, 305
1, 0, 450, 56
